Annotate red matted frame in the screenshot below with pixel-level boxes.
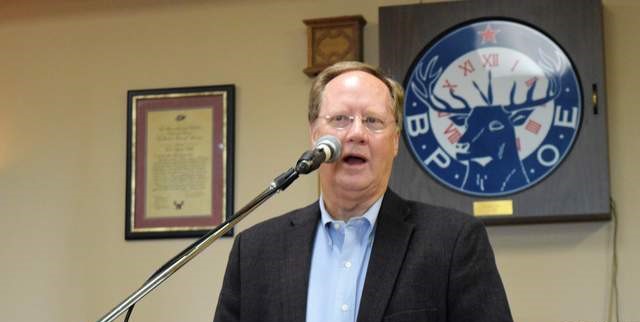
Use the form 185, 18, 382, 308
125, 85, 235, 239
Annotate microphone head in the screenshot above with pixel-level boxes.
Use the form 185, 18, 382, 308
315, 135, 341, 163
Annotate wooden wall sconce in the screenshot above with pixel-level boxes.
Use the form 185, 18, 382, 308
303, 15, 367, 77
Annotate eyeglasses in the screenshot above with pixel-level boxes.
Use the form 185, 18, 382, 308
319, 114, 392, 133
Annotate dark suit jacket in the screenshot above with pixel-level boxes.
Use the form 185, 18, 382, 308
214, 189, 513, 322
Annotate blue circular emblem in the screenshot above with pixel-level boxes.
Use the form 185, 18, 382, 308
403, 20, 582, 197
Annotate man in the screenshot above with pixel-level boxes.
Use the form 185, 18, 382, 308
214, 62, 513, 322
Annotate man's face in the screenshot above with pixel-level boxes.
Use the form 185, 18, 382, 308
310, 71, 399, 198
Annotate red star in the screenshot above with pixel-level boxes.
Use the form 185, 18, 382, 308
478, 24, 500, 44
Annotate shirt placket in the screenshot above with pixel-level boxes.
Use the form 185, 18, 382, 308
335, 221, 366, 322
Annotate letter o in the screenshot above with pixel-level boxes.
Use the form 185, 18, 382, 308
536, 144, 560, 167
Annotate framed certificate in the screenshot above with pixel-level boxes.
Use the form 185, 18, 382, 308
125, 85, 235, 239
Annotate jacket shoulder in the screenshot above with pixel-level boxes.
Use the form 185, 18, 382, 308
390, 195, 484, 243
407, 199, 478, 226
238, 200, 319, 239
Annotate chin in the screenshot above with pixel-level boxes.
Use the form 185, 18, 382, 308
335, 176, 375, 192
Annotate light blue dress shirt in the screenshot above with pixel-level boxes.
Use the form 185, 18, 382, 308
305, 195, 383, 322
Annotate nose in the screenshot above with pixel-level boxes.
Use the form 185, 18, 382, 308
344, 116, 367, 144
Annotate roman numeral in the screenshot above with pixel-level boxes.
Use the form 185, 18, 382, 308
481, 53, 499, 68
525, 120, 542, 134
444, 123, 462, 144
458, 59, 475, 76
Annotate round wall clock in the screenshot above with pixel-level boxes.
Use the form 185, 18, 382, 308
403, 19, 582, 197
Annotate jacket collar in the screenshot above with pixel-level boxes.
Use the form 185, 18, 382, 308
283, 201, 319, 322
357, 189, 415, 322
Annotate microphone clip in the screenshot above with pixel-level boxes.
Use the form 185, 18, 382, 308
295, 148, 326, 174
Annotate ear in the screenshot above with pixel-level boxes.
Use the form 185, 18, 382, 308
309, 121, 319, 146
392, 128, 400, 157
449, 114, 468, 127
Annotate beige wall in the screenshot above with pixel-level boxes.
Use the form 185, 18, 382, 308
0, 1, 637, 321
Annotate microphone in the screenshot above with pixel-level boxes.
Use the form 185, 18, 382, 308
295, 135, 342, 174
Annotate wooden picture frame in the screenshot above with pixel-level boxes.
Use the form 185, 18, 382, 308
303, 15, 367, 77
125, 85, 235, 239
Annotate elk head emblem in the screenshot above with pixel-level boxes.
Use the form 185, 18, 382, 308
410, 51, 564, 192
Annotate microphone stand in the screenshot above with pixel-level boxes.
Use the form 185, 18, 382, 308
96, 167, 300, 322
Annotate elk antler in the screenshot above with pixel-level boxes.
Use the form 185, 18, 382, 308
472, 71, 494, 105
504, 49, 563, 112
411, 57, 472, 114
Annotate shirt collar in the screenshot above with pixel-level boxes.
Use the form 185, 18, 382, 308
318, 193, 383, 231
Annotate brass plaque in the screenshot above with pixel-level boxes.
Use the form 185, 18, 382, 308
473, 200, 513, 216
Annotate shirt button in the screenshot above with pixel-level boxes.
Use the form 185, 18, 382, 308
344, 261, 352, 268
341, 304, 349, 312
333, 223, 341, 230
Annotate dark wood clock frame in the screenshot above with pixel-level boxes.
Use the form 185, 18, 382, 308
380, 0, 610, 224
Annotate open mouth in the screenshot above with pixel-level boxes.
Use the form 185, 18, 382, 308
342, 154, 367, 165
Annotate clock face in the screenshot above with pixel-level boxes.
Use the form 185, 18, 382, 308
403, 20, 582, 197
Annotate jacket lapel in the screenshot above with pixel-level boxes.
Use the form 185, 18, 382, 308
283, 202, 320, 322
357, 190, 415, 322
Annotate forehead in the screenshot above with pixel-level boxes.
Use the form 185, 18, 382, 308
321, 71, 392, 113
